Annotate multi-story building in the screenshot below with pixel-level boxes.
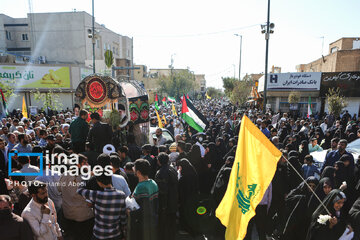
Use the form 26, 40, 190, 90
296, 37, 360, 116
296, 37, 360, 72
0, 11, 133, 110
0, 12, 133, 70
195, 74, 206, 93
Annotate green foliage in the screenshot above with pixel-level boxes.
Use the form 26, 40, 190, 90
326, 88, 348, 117
288, 91, 300, 104
230, 80, 253, 106
110, 109, 121, 130
32, 89, 63, 112
222, 77, 237, 97
157, 69, 196, 99
206, 87, 224, 98
104, 50, 114, 69
0, 80, 16, 99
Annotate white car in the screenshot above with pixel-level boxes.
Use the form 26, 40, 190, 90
149, 127, 175, 146
311, 138, 360, 169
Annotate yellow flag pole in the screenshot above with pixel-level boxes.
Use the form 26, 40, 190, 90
284, 156, 332, 215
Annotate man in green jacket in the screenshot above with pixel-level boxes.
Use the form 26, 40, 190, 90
69, 109, 89, 153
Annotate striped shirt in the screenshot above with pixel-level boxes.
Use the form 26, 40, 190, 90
77, 186, 127, 239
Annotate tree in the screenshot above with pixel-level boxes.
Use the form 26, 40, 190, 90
0, 80, 16, 100
288, 91, 300, 104
157, 69, 197, 99
326, 88, 348, 117
104, 50, 114, 69
230, 79, 253, 106
222, 77, 237, 97
206, 87, 224, 98
32, 89, 63, 112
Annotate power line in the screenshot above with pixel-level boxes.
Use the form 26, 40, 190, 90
134, 23, 261, 38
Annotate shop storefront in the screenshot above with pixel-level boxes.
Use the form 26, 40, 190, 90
258, 72, 321, 116
321, 72, 360, 116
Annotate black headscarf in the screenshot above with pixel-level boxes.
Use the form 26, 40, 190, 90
334, 161, 346, 187
307, 177, 333, 216
321, 166, 336, 187
287, 176, 319, 199
287, 156, 303, 190
307, 189, 347, 240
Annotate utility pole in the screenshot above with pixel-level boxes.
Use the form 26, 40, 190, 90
92, 0, 96, 73
262, 0, 274, 113
234, 34, 242, 80
131, 37, 134, 80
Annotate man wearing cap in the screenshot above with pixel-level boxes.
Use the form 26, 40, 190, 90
88, 112, 113, 153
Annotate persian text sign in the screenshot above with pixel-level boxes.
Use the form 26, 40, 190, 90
258, 72, 321, 91
0, 65, 71, 89
320, 72, 360, 97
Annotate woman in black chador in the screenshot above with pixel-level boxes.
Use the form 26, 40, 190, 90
306, 189, 348, 240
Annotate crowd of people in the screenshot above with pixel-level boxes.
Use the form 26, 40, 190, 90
0, 99, 360, 240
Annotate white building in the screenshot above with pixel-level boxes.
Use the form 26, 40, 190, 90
0, 11, 133, 111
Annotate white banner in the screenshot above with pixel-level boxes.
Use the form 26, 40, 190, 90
258, 72, 321, 91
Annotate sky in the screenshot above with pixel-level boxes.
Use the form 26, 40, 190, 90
1, 0, 360, 89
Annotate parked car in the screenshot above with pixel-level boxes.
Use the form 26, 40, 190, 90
149, 127, 175, 146
311, 138, 360, 169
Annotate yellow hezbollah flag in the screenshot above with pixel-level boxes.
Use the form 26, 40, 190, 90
206, 92, 211, 99
155, 109, 163, 128
162, 115, 167, 125
172, 103, 178, 116
216, 115, 281, 239
22, 96, 28, 118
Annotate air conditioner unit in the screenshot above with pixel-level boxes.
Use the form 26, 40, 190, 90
39, 56, 46, 64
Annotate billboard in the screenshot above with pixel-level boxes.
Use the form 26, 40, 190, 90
0, 65, 71, 89
320, 72, 360, 97
258, 72, 321, 92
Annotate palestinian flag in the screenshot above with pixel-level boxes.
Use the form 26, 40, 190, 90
181, 94, 208, 132
155, 94, 159, 110
168, 96, 176, 103
162, 97, 168, 107
0, 89, 8, 117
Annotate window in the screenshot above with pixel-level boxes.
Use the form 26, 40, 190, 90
127, 50, 130, 57
331, 47, 338, 53
108, 44, 110, 50
103, 43, 106, 52
113, 47, 115, 54
96, 39, 100, 48
6, 31, 11, 40
22, 34, 28, 41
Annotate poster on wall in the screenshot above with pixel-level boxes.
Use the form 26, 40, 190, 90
0, 65, 71, 89
258, 72, 321, 91
320, 72, 360, 97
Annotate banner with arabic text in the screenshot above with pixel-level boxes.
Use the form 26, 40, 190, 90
258, 72, 321, 91
320, 72, 360, 97
0, 65, 71, 89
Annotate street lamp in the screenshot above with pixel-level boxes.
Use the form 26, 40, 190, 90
261, 0, 275, 113
234, 34, 242, 80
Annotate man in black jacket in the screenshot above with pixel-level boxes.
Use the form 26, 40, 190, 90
88, 112, 113, 153
154, 153, 178, 240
